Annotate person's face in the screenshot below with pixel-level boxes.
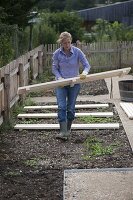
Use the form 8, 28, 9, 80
61, 38, 71, 52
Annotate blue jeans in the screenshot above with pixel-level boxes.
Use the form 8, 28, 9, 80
55, 84, 80, 122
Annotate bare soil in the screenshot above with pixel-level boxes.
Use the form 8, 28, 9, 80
0, 80, 133, 200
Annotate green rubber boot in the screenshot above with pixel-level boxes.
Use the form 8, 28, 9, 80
56, 122, 69, 140
67, 120, 72, 134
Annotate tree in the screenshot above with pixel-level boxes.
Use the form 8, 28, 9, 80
86, 18, 133, 43
48, 11, 84, 42
38, 0, 66, 12
0, 0, 39, 27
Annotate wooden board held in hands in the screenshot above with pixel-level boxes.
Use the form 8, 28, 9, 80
18, 67, 131, 94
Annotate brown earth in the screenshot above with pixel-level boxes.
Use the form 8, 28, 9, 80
0, 80, 133, 200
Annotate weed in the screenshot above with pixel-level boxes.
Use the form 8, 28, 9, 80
82, 136, 120, 160
0, 121, 13, 133
79, 116, 117, 123
21, 119, 38, 124
11, 97, 36, 118
5, 171, 21, 176
24, 97, 36, 106
12, 104, 24, 117
24, 158, 39, 168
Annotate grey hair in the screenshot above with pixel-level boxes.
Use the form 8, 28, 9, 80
57, 31, 72, 44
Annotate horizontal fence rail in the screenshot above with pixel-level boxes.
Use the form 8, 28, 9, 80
0, 41, 133, 126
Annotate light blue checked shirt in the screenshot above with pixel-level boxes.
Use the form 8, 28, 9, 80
52, 45, 91, 80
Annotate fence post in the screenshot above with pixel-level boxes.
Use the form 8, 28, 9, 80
3, 74, 10, 121
30, 55, 34, 82
118, 42, 122, 69
38, 51, 43, 76
18, 63, 25, 102
0, 70, 4, 125
42, 46, 47, 70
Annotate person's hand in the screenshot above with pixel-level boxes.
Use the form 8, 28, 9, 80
70, 78, 76, 87
58, 77, 64, 88
58, 77, 64, 80
80, 71, 88, 79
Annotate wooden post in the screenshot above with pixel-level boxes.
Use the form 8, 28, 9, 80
29, 55, 34, 82
0, 71, 4, 125
3, 74, 10, 121
18, 63, 25, 102
118, 42, 122, 69
38, 51, 43, 76
42, 46, 47, 70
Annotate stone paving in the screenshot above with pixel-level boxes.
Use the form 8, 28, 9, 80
64, 168, 133, 200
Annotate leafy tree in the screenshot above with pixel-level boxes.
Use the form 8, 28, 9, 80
125, 28, 133, 41
0, 35, 14, 67
38, 0, 66, 12
110, 21, 125, 41
37, 24, 58, 44
48, 11, 84, 42
84, 18, 133, 43
0, 0, 39, 27
0, 23, 17, 67
91, 18, 111, 41
36, 11, 59, 44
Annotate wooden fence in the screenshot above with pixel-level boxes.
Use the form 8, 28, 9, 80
0, 45, 44, 125
0, 41, 133, 126
45, 41, 133, 72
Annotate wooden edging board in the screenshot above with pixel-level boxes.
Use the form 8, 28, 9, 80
24, 104, 109, 110
120, 102, 133, 119
18, 67, 131, 94
14, 123, 119, 130
17, 112, 113, 119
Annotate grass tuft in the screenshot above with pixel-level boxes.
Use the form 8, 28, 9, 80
82, 136, 120, 160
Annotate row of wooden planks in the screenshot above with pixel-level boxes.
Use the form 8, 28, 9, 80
14, 103, 120, 131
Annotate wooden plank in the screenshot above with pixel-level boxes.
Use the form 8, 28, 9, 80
38, 51, 43, 75
23, 63, 30, 71
24, 104, 109, 110
33, 52, 38, 59
10, 95, 19, 108
18, 67, 131, 94
14, 123, 119, 130
120, 102, 133, 119
18, 112, 113, 119
10, 67, 18, 77
4, 74, 10, 120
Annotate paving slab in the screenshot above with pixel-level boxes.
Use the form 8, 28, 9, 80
64, 168, 133, 200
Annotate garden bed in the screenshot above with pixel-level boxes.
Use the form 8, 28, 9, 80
0, 79, 133, 200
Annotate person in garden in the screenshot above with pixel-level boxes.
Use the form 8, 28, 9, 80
52, 31, 91, 140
